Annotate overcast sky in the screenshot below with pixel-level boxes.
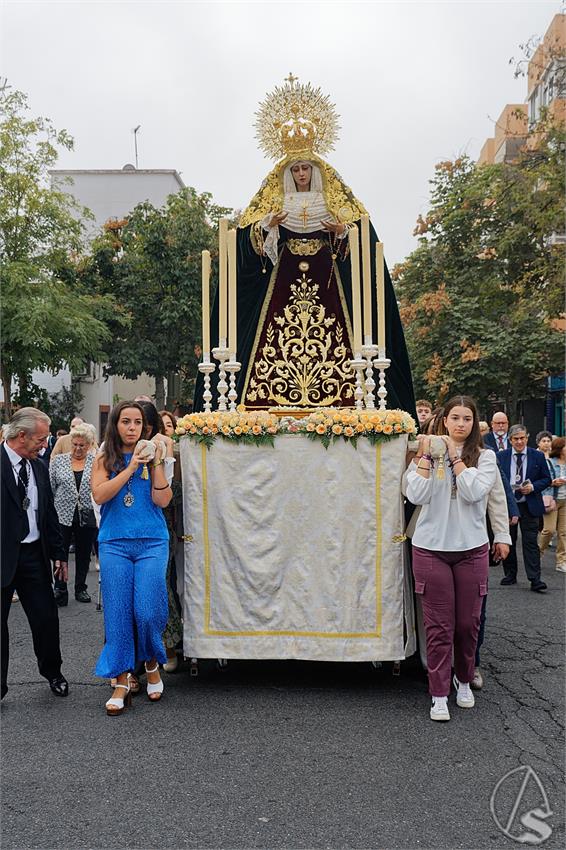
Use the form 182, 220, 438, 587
2, 0, 561, 265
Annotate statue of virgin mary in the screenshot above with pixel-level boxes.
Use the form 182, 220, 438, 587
193, 77, 415, 414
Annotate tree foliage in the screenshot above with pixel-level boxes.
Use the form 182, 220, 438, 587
394, 116, 565, 415
0, 88, 122, 417
86, 190, 231, 408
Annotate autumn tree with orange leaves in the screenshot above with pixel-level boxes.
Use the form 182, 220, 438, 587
394, 116, 564, 416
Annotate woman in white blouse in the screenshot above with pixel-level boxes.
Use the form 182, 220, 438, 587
406, 395, 496, 721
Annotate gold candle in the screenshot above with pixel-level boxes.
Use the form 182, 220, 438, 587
201, 249, 211, 357
376, 241, 385, 353
228, 228, 237, 358
361, 214, 372, 342
218, 218, 228, 345
348, 225, 362, 355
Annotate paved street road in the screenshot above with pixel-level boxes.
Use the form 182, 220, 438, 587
2, 551, 564, 850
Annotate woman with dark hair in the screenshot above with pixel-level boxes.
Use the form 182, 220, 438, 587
540, 437, 566, 573
91, 401, 172, 715
406, 395, 497, 721
159, 410, 177, 437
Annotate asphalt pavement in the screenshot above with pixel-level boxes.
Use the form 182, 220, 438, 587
1, 551, 564, 850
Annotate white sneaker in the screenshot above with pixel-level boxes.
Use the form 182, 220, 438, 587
555, 563, 566, 573
430, 696, 450, 721
453, 675, 475, 708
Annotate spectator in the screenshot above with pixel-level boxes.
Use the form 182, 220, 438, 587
50, 416, 88, 461
478, 421, 489, 438
484, 411, 509, 452
159, 410, 177, 438
415, 399, 433, 427
539, 437, 566, 573
499, 425, 551, 591
406, 395, 496, 721
1, 408, 69, 700
49, 424, 98, 605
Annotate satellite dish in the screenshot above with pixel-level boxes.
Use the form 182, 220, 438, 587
122, 163, 136, 171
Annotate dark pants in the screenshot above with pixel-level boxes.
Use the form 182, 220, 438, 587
1, 541, 63, 697
54, 515, 96, 597
502, 503, 541, 583
412, 544, 489, 696
475, 595, 487, 666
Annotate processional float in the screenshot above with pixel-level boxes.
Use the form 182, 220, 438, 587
180, 76, 417, 668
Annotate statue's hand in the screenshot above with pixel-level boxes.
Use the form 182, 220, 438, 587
268, 211, 288, 228
321, 220, 346, 236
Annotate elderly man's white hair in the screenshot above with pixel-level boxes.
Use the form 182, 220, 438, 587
4, 407, 51, 441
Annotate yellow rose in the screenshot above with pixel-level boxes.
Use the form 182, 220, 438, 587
241, 425, 250, 434
383, 424, 393, 434
356, 423, 365, 433
364, 422, 374, 432
252, 424, 262, 435
306, 423, 315, 432
202, 426, 210, 435
344, 426, 354, 437
332, 424, 343, 435
189, 426, 197, 435
316, 424, 327, 435
222, 426, 230, 435
374, 422, 383, 432
394, 424, 402, 433
234, 426, 243, 436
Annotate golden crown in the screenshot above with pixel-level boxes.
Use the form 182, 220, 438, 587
255, 74, 340, 160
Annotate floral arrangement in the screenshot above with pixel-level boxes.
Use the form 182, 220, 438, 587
176, 407, 416, 449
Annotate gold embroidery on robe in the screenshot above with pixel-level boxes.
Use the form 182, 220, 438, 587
245, 274, 355, 407
286, 238, 325, 256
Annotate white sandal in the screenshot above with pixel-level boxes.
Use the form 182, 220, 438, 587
105, 676, 132, 716
145, 663, 164, 702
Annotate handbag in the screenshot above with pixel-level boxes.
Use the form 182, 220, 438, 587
79, 506, 97, 528
543, 494, 556, 514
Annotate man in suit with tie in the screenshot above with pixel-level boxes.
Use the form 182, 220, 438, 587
483, 411, 510, 452
1, 408, 69, 700
498, 424, 551, 592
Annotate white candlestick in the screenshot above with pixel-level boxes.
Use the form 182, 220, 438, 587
348, 225, 362, 355
376, 241, 385, 355
218, 218, 228, 344
361, 214, 372, 341
228, 228, 237, 358
201, 249, 211, 357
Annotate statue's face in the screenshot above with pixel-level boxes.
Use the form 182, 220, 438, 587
291, 162, 312, 190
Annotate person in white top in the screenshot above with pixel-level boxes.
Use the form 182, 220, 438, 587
406, 395, 496, 722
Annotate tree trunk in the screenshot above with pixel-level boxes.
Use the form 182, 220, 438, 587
154, 374, 165, 411
1, 364, 13, 421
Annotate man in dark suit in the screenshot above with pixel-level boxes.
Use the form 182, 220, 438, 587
1, 407, 69, 700
483, 411, 510, 452
498, 424, 551, 592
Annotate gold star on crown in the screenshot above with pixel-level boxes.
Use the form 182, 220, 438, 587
255, 74, 341, 161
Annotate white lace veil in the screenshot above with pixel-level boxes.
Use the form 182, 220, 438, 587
283, 161, 323, 194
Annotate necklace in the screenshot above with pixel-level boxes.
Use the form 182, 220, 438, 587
123, 462, 135, 507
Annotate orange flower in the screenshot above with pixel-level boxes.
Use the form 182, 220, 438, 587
252, 424, 262, 435
332, 424, 343, 435
306, 423, 315, 432
316, 424, 327, 435
222, 426, 230, 435
202, 426, 210, 435
383, 424, 393, 434
344, 426, 354, 437
356, 423, 365, 433
234, 426, 243, 436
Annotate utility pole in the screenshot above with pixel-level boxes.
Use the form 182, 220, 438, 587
133, 125, 141, 169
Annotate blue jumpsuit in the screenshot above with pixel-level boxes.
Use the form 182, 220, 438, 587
94, 456, 169, 678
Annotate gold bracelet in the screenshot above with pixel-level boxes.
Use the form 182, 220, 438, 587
152, 459, 164, 467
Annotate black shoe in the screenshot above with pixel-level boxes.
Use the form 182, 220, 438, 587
75, 590, 91, 603
530, 580, 547, 593
500, 576, 517, 585
54, 594, 68, 607
48, 676, 69, 697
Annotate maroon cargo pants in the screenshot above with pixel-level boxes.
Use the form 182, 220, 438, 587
412, 543, 489, 697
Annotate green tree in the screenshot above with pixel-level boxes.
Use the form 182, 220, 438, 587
0, 88, 122, 418
88, 190, 231, 409
394, 116, 565, 415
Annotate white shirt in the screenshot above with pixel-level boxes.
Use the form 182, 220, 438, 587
492, 431, 508, 449
4, 443, 40, 542
406, 448, 497, 551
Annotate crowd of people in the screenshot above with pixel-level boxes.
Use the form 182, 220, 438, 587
0, 395, 562, 721
1, 401, 183, 715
